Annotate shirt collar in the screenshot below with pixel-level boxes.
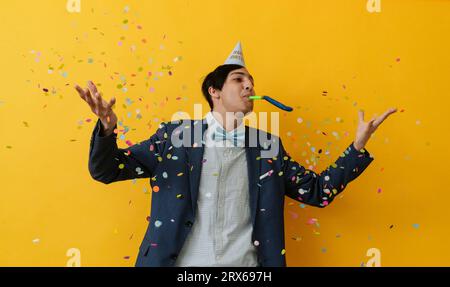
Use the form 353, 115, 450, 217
205, 111, 245, 134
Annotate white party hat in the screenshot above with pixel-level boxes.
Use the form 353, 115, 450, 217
224, 41, 246, 66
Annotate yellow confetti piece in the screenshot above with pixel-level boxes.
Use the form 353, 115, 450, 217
281, 249, 286, 255
118, 163, 125, 169
177, 173, 184, 176
176, 194, 183, 199
157, 156, 163, 162
167, 154, 172, 159
278, 171, 284, 176
163, 133, 168, 139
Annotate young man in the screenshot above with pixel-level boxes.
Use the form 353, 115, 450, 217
75, 42, 397, 267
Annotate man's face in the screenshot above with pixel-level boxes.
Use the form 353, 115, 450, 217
210, 67, 255, 115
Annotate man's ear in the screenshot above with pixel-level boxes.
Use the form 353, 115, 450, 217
208, 86, 220, 100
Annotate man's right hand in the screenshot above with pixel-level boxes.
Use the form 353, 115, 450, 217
75, 81, 118, 136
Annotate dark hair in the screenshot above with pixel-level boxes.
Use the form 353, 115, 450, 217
201, 64, 244, 109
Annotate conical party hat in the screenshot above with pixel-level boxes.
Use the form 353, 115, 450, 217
224, 41, 246, 66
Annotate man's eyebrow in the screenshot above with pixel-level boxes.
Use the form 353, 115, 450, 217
229, 71, 254, 81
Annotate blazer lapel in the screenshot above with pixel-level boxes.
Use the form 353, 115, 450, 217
186, 119, 208, 216
245, 126, 261, 228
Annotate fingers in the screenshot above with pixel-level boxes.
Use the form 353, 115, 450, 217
368, 117, 376, 128
373, 107, 397, 127
87, 81, 102, 107
84, 88, 95, 106
87, 80, 99, 96
358, 110, 365, 123
74, 84, 85, 97
75, 84, 91, 104
76, 82, 115, 117
107, 97, 116, 109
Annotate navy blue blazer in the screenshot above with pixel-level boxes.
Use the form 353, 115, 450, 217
88, 118, 374, 267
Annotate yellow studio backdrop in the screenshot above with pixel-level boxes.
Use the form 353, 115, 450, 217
0, 0, 448, 266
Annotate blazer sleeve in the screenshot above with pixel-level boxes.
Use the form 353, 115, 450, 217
88, 119, 167, 184
280, 139, 374, 207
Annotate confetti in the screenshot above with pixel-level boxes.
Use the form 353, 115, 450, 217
152, 186, 159, 192
154, 220, 162, 227
135, 167, 144, 175
307, 218, 318, 225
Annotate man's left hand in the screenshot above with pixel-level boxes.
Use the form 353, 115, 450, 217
353, 107, 398, 150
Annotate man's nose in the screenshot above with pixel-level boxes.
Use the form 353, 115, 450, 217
244, 80, 253, 90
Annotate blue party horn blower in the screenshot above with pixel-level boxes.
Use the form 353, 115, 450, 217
249, 95, 293, 112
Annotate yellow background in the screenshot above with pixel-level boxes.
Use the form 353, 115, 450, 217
1, 0, 449, 266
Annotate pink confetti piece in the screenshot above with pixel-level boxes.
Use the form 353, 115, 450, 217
307, 218, 318, 225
